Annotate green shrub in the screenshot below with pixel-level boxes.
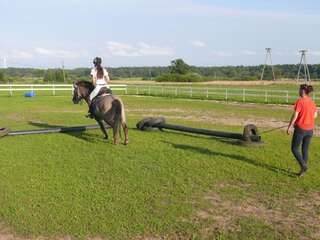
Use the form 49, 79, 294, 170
155, 73, 204, 82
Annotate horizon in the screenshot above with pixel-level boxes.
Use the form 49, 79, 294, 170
2, 61, 317, 71
1, 0, 320, 68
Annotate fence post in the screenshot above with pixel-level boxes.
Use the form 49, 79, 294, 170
9, 84, 13, 96
242, 89, 245, 102
206, 88, 209, 98
286, 91, 289, 103
125, 85, 128, 95
148, 86, 151, 96
52, 85, 56, 96
190, 87, 193, 98
225, 88, 228, 101
175, 88, 178, 97
136, 86, 139, 95
265, 91, 268, 103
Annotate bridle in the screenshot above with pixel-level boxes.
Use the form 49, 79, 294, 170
72, 83, 83, 104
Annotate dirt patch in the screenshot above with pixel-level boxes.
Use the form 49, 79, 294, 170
0, 234, 106, 240
5, 113, 25, 122
128, 108, 186, 114
34, 110, 84, 114
128, 106, 320, 136
193, 182, 320, 239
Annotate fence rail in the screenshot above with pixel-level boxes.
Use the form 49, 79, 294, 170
0, 84, 128, 96
1, 84, 319, 105
126, 85, 320, 105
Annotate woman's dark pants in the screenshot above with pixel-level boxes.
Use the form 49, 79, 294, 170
291, 127, 313, 170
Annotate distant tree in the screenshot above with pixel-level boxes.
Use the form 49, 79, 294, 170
0, 70, 5, 82
44, 70, 54, 83
170, 59, 191, 75
43, 69, 66, 83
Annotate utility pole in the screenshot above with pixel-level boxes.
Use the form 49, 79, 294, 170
62, 60, 66, 83
3, 57, 7, 69
260, 48, 276, 81
297, 50, 311, 83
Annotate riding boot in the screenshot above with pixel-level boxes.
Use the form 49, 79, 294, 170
86, 102, 95, 119
297, 165, 308, 178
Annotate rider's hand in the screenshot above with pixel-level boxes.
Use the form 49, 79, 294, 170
287, 127, 292, 135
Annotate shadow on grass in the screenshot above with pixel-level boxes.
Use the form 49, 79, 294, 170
165, 141, 295, 178
134, 127, 243, 146
28, 121, 110, 143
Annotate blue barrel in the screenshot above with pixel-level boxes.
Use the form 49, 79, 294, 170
24, 91, 36, 97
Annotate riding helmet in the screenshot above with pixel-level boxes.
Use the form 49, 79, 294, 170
93, 57, 102, 66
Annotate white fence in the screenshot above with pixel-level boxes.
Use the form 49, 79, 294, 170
1, 84, 319, 105
0, 84, 128, 96
126, 85, 320, 104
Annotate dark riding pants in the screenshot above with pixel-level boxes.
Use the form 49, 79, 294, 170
291, 127, 313, 169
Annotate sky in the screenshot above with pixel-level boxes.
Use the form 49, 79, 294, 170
0, 0, 320, 68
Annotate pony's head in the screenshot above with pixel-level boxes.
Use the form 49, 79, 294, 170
72, 81, 94, 104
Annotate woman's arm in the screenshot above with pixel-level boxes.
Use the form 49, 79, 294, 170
90, 69, 97, 86
104, 69, 110, 83
92, 76, 96, 86
287, 111, 299, 135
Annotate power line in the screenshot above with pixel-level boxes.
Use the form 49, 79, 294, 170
3, 57, 7, 69
297, 50, 311, 83
260, 48, 276, 81
62, 60, 66, 83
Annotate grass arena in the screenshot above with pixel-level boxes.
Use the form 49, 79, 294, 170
0, 88, 319, 240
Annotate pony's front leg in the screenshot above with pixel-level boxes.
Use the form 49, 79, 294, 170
122, 122, 129, 145
97, 121, 108, 139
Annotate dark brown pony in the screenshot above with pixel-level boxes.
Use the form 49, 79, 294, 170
72, 81, 128, 145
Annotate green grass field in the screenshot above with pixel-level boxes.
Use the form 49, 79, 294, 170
0, 94, 319, 239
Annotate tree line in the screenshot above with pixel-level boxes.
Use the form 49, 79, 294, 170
0, 61, 320, 83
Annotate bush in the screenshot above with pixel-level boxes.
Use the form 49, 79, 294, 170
155, 73, 204, 82
0, 70, 5, 82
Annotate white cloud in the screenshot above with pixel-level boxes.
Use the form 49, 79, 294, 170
7, 50, 34, 59
34, 47, 55, 56
33, 47, 83, 59
106, 41, 175, 57
191, 41, 207, 48
106, 42, 139, 57
212, 50, 232, 57
137, 42, 174, 56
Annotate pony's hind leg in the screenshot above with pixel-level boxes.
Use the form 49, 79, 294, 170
122, 122, 129, 145
112, 126, 119, 145
97, 120, 109, 139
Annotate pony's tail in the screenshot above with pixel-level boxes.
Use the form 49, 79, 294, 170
113, 99, 122, 143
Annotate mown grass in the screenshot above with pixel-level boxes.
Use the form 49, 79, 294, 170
0, 95, 319, 239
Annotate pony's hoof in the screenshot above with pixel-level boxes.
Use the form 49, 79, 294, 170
124, 140, 129, 145
85, 114, 94, 119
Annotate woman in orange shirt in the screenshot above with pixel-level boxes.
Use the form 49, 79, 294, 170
287, 84, 318, 177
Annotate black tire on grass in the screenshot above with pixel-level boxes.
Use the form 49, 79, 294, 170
0, 127, 9, 138
136, 117, 166, 131
243, 124, 259, 142
136, 117, 154, 130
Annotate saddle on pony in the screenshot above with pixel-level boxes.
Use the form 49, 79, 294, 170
87, 87, 113, 118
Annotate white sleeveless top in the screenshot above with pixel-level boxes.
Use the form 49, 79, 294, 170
91, 68, 110, 85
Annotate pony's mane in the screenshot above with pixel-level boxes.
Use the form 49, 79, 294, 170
77, 80, 95, 92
